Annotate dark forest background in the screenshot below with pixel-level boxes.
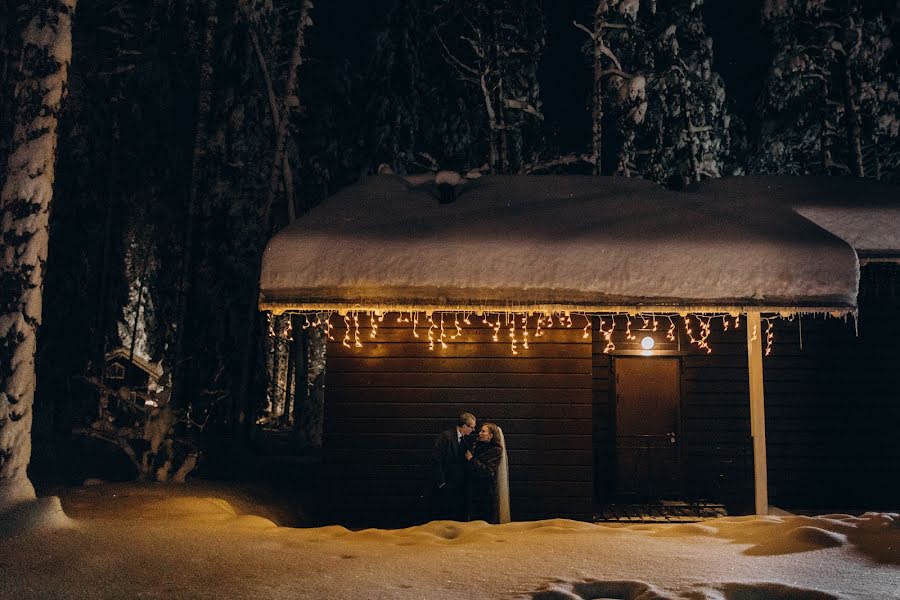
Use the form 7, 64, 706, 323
1, 0, 898, 485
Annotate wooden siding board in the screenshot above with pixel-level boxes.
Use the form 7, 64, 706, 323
326, 388, 591, 404
324, 322, 593, 525
329, 342, 588, 358
326, 403, 592, 420
326, 372, 591, 389
328, 357, 591, 374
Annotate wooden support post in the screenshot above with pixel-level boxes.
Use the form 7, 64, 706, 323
746, 311, 768, 515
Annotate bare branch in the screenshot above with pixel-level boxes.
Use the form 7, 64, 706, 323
436, 33, 480, 78
460, 35, 485, 60
572, 20, 595, 40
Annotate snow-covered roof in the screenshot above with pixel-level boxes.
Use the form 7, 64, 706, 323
690, 176, 900, 262
259, 175, 863, 314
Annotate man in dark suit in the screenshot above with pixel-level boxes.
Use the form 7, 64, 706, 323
431, 412, 476, 521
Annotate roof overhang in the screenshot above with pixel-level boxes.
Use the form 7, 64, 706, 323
260, 175, 865, 316
692, 176, 900, 265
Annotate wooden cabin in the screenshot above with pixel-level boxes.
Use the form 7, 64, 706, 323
259, 175, 900, 527
104, 347, 163, 391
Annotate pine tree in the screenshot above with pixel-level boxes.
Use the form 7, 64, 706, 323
755, 0, 899, 179
367, 0, 428, 173
576, 0, 731, 186
636, 0, 731, 187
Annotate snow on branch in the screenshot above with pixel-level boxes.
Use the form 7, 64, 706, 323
521, 153, 592, 174
502, 98, 543, 120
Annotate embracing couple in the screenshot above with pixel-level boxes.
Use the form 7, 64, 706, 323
431, 412, 511, 524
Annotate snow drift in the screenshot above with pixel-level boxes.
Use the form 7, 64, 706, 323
1, 484, 897, 600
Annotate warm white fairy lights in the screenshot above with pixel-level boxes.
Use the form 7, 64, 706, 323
763, 317, 775, 356
521, 314, 529, 350
598, 315, 616, 354
277, 309, 804, 357
452, 313, 463, 339
426, 312, 436, 350
342, 314, 351, 348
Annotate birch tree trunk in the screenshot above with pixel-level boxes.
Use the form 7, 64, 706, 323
479, 72, 499, 173
490, 9, 509, 174
591, 7, 604, 175
235, 0, 312, 440
262, 0, 312, 230
245, 23, 295, 223
0, 0, 76, 512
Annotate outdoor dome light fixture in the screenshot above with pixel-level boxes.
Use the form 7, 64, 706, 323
640, 336, 655, 350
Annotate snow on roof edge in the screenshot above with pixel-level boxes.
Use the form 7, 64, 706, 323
259, 175, 863, 313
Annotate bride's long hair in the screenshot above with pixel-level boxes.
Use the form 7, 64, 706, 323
484, 422, 511, 523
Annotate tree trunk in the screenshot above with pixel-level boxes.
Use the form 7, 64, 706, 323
479, 72, 499, 173
291, 323, 308, 431
235, 0, 312, 441
491, 9, 509, 174
246, 25, 296, 223
281, 323, 296, 425
0, 0, 76, 512
843, 61, 864, 178
262, 0, 311, 231
294, 326, 323, 447
269, 334, 279, 417
95, 148, 115, 386
172, 0, 218, 409
128, 243, 151, 365
591, 6, 604, 175
678, 73, 701, 185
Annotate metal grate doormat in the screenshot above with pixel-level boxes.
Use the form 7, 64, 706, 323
594, 501, 727, 523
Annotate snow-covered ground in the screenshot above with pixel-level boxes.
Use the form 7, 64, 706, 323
1, 483, 897, 600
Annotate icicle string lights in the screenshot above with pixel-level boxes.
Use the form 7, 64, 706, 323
763, 317, 775, 356
282, 310, 787, 356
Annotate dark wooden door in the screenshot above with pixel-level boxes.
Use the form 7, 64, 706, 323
614, 357, 681, 500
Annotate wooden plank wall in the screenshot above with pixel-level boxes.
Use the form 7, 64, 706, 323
679, 318, 754, 513
590, 320, 612, 503
764, 264, 900, 509
324, 314, 593, 527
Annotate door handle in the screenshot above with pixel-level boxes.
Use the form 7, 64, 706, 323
667, 431, 676, 443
